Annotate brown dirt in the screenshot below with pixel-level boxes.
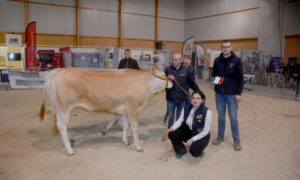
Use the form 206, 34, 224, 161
0, 86, 300, 180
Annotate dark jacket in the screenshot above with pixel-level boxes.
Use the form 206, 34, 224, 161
212, 52, 243, 95
118, 58, 140, 69
165, 65, 199, 101
180, 104, 210, 139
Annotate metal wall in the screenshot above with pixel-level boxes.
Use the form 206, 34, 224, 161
184, 0, 259, 41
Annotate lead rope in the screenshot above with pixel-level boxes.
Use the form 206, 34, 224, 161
174, 79, 191, 97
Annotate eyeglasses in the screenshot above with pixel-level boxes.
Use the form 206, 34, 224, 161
221, 46, 231, 49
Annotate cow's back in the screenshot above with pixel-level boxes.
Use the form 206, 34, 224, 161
51, 68, 152, 113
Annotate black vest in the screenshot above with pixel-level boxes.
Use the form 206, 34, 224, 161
182, 104, 210, 139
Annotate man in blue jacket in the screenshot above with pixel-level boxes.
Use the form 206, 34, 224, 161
165, 53, 199, 129
212, 40, 243, 151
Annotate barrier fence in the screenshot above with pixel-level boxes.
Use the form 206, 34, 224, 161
198, 71, 299, 101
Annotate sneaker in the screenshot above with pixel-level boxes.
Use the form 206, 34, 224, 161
212, 136, 224, 145
233, 139, 241, 151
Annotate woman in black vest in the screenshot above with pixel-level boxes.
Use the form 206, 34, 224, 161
164, 90, 212, 159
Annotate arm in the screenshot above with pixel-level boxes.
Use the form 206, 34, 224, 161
236, 59, 244, 95
164, 109, 184, 137
191, 110, 212, 142
133, 59, 140, 70
212, 59, 218, 77
187, 70, 199, 91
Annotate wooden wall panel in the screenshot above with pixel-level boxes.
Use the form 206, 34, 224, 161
0, 32, 25, 45
36, 34, 76, 46
284, 35, 300, 64
80, 36, 118, 47
166, 41, 182, 53
122, 38, 155, 49
195, 38, 258, 52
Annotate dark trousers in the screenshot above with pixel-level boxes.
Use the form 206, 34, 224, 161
168, 125, 209, 157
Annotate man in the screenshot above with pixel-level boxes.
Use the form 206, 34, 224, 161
212, 40, 243, 151
165, 53, 199, 129
118, 49, 140, 70
182, 58, 196, 105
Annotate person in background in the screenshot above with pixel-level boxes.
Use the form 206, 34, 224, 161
164, 53, 199, 128
212, 40, 243, 151
118, 49, 140, 70
164, 90, 211, 159
182, 58, 196, 105
266, 60, 275, 87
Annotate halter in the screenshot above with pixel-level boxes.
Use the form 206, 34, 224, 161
151, 67, 169, 89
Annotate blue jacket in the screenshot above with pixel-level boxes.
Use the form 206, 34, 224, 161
165, 65, 199, 101
181, 104, 210, 139
212, 52, 243, 95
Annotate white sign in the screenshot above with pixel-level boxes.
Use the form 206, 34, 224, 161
6, 34, 22, 47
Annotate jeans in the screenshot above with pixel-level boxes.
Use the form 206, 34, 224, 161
167, 101, 185, 128
215, 93, 240, 139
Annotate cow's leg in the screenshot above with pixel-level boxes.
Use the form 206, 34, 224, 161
122, 115, 130, 146
127, 111, 143, 152
102, 115, 120, 136
52, 113, 58, 135
56, 112, 74, 155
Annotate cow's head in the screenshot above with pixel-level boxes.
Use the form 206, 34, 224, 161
151, 66, 173, 89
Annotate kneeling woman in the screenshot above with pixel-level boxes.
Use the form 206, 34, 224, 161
164, 90, 212, 158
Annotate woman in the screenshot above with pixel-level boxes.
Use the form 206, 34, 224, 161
164, 90, 212, 159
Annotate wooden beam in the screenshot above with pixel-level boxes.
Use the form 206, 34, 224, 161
118, 0, 123, 47
154, 0, 159, 54
76, 0, 80, 46
24, 0, 28, 30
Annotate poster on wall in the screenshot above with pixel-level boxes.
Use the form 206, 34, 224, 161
196, 45, 205, 66
182, 36, 194, 60
152, 54, 164, 68
6, 34, 22, 47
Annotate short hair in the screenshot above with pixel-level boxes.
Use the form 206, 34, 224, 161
173, 53, 182, 60
124, 49, 131, 53
221, 40, 231, 47
222, 40, 230, 44
183, 58, 191, 62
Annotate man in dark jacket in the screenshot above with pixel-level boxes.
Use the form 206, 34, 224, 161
165, 53, 199, 128
118, 49, 140, 70
212, 40, 243, 151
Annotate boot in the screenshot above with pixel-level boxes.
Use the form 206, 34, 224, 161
212, 136, 224, 145
233, 139, 241, 151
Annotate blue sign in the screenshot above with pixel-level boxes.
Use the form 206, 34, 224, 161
269, 57, 281, 69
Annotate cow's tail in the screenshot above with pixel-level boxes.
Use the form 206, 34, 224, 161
39, 76, 47, 121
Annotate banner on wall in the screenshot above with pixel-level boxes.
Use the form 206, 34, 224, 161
182, 36, 195, 60
26, 21, 37, 71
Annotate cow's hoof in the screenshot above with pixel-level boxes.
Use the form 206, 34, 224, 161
123, 142, 129, 146
137, 149, 144, 153
64, 149, 74, 156
102, 131, 106, 136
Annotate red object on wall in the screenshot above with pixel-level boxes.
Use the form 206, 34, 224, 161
26, 21, 37, 71
59, 47, 71, 53
52, 53, 64, 68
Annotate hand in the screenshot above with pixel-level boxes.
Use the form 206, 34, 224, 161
235, 95, 241, 103
184, 139, 194, 147
164, 128, 174, 137
168, 75, 175, 81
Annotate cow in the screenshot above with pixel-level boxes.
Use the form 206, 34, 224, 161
39, 67, 172, 155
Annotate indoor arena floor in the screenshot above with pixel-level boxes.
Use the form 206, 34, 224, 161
0, 86, 299, 180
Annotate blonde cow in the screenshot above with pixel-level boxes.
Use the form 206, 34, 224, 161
39, 67, 172, 155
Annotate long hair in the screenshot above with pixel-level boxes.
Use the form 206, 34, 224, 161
192, 89, 206, 106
